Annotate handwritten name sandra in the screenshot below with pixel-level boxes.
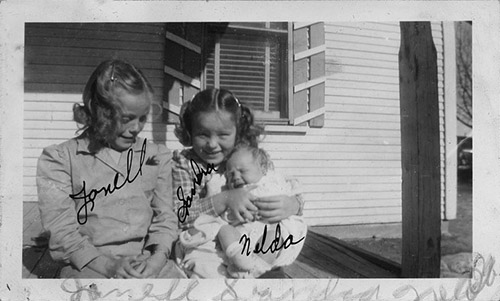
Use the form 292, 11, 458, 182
176, 159, 218, 223
70, 139, 147, 225
239, 223, 305, 256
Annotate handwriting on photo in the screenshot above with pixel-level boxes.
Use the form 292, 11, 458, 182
71, 139, 147, 225
177, 159, 218, 223
57, 255, 497, 301
239, 223, 305, 256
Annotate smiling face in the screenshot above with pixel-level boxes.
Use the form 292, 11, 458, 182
225, 148, 264, 189
108, 89, 151, 151
191, 110, 237, 166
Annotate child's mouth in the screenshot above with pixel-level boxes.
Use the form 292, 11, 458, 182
204, 151, 220, 156
233, 181, 245, 189
121, 136, 135, 142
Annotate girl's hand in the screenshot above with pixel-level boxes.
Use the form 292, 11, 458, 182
254, 194, 299, 223
112, 256, 147, 279
86, 254, 142, 278
87, 255, 144, 279
130, 254, 149, 275
222, 186, 258, 223
135, 252, 168, 278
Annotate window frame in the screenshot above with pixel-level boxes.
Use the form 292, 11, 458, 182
201, 22, 291, 124
163, 22, 325, 129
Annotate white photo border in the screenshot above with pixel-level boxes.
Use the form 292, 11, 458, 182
1, 1, 499, 300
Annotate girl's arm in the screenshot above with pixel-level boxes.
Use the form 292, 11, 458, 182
172, 151, 220, 229
253, 175, 304, 223
137, 143, 178, 278
38, 142, 162, 279
37, 144, 104, 272
86, 254, 144, 278
210, 187, 259, 223
253, 194, 302, 223
143, 143, 178, 260
172, 151, 258, 228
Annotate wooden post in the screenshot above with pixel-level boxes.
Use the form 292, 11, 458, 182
399, 22, 441, 278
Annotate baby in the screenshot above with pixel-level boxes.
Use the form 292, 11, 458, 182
178, 144, 307, 278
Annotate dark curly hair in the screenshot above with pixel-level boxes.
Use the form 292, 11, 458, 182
175, 88, 263, 148
73, 59, 153, 147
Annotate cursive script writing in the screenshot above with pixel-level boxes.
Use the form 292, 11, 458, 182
393, 254, 496, 301
176, 159, 218, 223
59, 278, 377, 301
61, 278, 199, 301
239, 223, 305, 256
57, 254, 499, 301
70, 139, 147, 225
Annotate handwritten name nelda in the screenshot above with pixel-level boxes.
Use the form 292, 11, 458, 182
70, 139, 147, 225
239, 223, 305, 256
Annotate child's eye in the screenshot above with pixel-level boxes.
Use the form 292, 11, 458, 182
139, 115, 148, 123
194, 132, 208, 138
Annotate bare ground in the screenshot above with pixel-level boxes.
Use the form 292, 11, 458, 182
342, 178, 472, 265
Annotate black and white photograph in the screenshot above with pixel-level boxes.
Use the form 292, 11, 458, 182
1, 1, 499, 300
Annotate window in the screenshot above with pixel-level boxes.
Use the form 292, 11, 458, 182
163, 22, 325, 128
204, 23, 288, 122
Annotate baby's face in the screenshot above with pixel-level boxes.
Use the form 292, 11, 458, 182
225, 149, 264, 189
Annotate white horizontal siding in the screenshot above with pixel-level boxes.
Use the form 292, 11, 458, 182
325, 21, 401, 224
259, 22, 403, 225
260, 21, 447, 226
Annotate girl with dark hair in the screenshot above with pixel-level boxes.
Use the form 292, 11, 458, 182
172, 88, 304, 278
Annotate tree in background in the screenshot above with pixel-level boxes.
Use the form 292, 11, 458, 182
456, 21, 472, 129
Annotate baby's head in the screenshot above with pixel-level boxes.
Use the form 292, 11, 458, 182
73, 59, 153, 150
225, 144, 274, 189
175, 88, 263, 165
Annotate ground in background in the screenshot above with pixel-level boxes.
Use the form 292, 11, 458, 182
311, 177, 472, 277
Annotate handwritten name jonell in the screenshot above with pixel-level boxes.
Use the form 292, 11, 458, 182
70, 139, 147, 225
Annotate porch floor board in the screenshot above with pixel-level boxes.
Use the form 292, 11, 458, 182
23, 202, 401, 279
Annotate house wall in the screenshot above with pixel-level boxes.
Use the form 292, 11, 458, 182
23, 23, 169, 201
262, 22, 451, 225
23, 22, 454, 226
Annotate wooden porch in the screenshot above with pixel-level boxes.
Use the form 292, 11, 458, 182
23, 202, 401, 279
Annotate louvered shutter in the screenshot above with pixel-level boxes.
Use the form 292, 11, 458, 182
163, 23, 203, 123
292, 22, 326, 127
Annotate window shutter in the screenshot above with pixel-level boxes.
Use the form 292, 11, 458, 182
292, 22, 326, 128
163, 23, 203, 123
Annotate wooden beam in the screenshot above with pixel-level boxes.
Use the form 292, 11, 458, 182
399, 22, 441, 278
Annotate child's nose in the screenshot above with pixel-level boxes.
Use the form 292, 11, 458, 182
231, 170, 241, 180
207, 136, 218, 148
128, 120, 141, 134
